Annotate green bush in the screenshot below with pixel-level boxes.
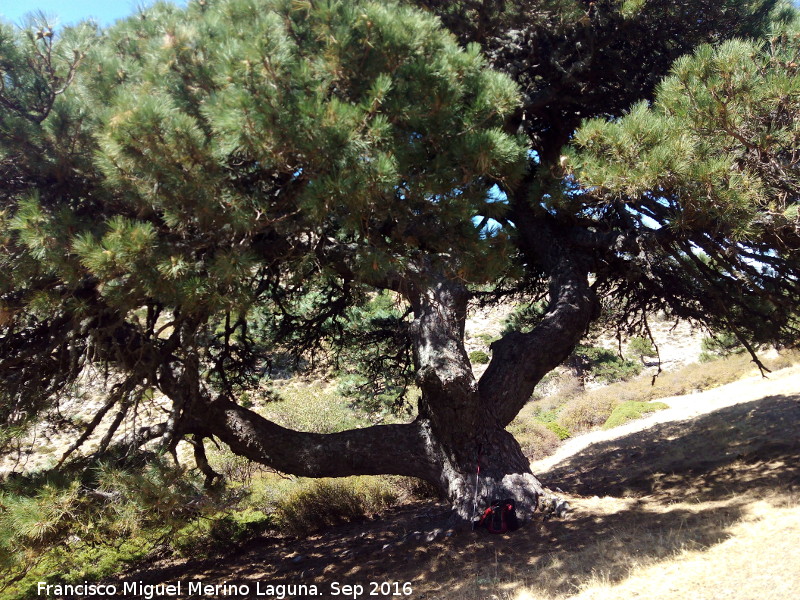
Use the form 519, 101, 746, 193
274, 477, 399, 536
699, 331, 743, 362
469, 350, 490, 364
628, 336, 657, 362
501, 302, 547, 335
573, 345, 643, 383
476, 333, 499, 346
0, 460, 243, 599
543, 421, 571, 440
170, 507, 274, 558
603, 401, 669, 430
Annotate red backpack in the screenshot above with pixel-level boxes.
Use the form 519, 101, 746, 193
478, 498, 519, 533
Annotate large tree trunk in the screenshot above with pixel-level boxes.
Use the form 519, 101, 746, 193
185, 254, 595, 524
195, 398, 545, 523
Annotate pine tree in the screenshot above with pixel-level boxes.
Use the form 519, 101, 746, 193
1, 0, 798, 522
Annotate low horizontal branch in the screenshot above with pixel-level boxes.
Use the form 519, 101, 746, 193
199, 398, 439, 481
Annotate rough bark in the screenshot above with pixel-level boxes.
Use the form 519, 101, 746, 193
166, 238, 597, 524
194, 397, 544, 523
405, 275, 548, 520
479, 262, 596, 427
147, 217, 599, 524
197, 398, 439, 481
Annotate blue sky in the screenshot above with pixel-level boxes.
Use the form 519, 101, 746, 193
0, 1, 184, 27
3, 0, 799, 28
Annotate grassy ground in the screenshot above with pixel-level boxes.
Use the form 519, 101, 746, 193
104, 370, 800, 600
3, 351, 798, 599
509, 349, 799, 462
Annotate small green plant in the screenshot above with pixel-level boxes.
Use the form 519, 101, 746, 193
274, 477, 398, 536
0, 460, 248, 598
239, 391, 254, 408
543, 421, 571, 440
476, 333, 499, 346
469, 350, 490, 364
628, 336, 657, 364
603, 401, 669, 429
501, 302, 548, 335
699, 331, 744, 362
573, 345, 643, 383
523, 402, 565, 433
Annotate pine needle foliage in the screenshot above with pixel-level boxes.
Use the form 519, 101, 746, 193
0, 460, 240, 598
0, 0, 525, 446
570, 30, 800, 348
1, 0, 799, 552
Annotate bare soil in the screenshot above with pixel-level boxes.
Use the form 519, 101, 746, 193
107, 366, 800, 600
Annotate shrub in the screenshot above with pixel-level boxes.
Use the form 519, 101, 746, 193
239, 392, 254, 408
469, 350, 490, 364
0, 460, 243, 598
572, 345, 643, 383
533, 371, 584, 401
383, 476, 440, 501
628, 336, 657, 363
208, 444, 269, 485
700, 331, 743, 361
767, 349, 800, 371
172, 508, 275, 557
602, 401, 669, 429
501, 302, 547, 335
557, 393, 620, 434
263, 384, 374, 433
476, 333, 499, 346
209, 510, 274, 546
543, 421, 571, 440
507, 421, 561, 462
274, 477, 399, 536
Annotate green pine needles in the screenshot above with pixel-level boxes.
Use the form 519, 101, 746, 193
572, 34, 800, 247
1, 0, 799, 566
0, 0, 526, 432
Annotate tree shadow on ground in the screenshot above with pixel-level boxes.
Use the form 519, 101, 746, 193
107, 394, 800, 600
541, 393, 800, 502
113, 493, 754, 599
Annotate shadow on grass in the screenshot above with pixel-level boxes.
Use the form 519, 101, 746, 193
112, 493, 753, 599
542, 393, 800, 501
108, 394, 800, 600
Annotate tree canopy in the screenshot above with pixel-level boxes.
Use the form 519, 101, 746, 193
571, 34, 800, 348
1, 0, 798, 519
1, 0, 523, 427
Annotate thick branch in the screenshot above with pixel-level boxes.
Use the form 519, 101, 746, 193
198, 398, 438, 481
480, 202, 598, 426
479, 264, 595, 427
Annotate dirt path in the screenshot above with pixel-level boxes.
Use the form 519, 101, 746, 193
531, 363, 800, 476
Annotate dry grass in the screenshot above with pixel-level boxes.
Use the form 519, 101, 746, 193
430, 485, 799, 600
111, 379, 800, 600
273, 477, 401, 536
556, 393, 619, 433
512, 349, 800, 451
432, 388, 800, 600
585, 349, 799, 406
507, 421, 562, 461
500, 493, 800, 600
568, 501, 800, 600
